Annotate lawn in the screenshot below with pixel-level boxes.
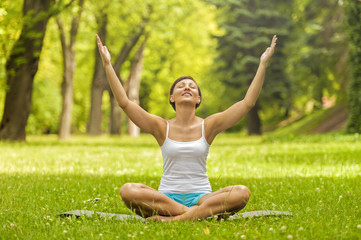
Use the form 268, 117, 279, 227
0, 133, 360, 239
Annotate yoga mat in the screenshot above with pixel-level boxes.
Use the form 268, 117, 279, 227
58, 210, 293, 221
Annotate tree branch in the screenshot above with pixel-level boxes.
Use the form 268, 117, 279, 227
70, 0, 85, 47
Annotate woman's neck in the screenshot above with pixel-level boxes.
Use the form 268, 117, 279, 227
174, 105, 197, 125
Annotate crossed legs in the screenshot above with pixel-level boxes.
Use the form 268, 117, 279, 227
119, 183, 251, 221
119, 183, 188, 217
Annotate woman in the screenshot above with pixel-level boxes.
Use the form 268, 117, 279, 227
96, 34, 277, 221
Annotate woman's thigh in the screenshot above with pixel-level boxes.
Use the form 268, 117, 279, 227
197, 185, 250, 206
120, 182, 189, 216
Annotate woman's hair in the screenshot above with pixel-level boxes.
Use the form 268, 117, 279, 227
169, 76, 202, 111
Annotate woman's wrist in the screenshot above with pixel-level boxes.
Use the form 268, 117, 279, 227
259, 60, 269, 67
103, 62, 112, 68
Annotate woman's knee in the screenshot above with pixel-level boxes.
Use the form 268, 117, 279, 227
232, 185, 251, 201
119, 183, 142, 200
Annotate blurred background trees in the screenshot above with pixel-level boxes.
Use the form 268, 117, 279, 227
0, 0, 359, 140
57, 0, 85, 140
0, 0, 65, 140
344, 0, 361, 134
213, 0, 291, 135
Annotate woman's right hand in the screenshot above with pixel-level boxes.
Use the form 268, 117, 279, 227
96, 34, 111, 66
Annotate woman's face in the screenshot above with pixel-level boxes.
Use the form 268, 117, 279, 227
170, 79, 201, 109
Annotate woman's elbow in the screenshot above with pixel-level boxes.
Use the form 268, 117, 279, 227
243, 99, 255, 109
118, 99, 130, 109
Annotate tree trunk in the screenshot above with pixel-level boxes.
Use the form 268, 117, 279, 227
58, 47, 75, 139
0, 0, 52, 141
56, 0, 84, 140
247, 103, 262, 135
88, 13, 147, 135
109, 91, 122, 134
87, 13, 108, 135
126, 37, 147, 137
109, 20, 147, 135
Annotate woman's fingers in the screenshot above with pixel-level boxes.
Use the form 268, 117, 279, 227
268, 35, 277, 56
96, 34, 106, 54
96, 35, 107, 56
96, 34, 111, 64
96, 36, 103, 54
96, 34, 102, 45
96, 34, 101, 47
260, 35, 277, 63
271, 35, 277, 48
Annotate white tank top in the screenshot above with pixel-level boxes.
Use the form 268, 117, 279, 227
158, 120, 212, 193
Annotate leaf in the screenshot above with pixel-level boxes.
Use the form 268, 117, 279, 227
203, 227, 210, 235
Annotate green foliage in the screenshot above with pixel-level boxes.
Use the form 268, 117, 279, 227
213, 0, 292, 131
285, 0, 347, 111
344, 0, 361, 133
0, 0, 23, 121
34, 0, 219, 133
0, 134, 360, 238
140, 0, 220, 119
0, 0, 354, 135
26, 18, 62, 134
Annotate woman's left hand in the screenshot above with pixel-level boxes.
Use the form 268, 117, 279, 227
260, 35, 277, 64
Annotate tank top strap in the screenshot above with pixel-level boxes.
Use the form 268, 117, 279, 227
201, 120, 205, 137
166, 121, 170, 138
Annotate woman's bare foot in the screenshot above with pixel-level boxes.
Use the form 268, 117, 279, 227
146, 215, 174, 222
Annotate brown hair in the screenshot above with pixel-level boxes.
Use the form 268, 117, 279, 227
169, 76, 202, 111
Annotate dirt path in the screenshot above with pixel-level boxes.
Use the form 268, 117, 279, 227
308, 104, 348, 133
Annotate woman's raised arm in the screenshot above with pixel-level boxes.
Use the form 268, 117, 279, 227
96, 35, 166, 142
205, 35, 277, 143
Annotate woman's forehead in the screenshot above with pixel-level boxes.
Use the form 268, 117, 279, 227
176, 79, 196, 86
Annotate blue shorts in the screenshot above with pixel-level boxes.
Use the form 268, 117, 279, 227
163, 192, 209, 207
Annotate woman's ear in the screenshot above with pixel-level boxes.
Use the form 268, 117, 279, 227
170, 95, 175, 103
197, 96, 201, 104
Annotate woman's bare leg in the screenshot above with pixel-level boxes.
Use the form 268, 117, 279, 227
119, 183, 189, 217
147, 185, 250, 221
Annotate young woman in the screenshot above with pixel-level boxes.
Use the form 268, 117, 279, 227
96, 34, 277, 221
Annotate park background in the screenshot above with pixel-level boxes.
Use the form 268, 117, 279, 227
1, 0, 360, 139
0, 0, 361, 239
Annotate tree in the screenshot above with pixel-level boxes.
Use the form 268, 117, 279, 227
344, 0, 361, 133
109, 12, 149, 135
87, 7, 148, 135
214, 0, 290, 135
126, 35, 148, 136
57, 0, 84, 140
0, 0, 55, 140
140, 0, 220, 120
0, 0, 23, 123
86, 8, 107, 136
1, 0, 219, 136
286, 0, 348, 112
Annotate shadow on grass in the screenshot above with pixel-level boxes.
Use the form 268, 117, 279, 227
1, 135, 159, 149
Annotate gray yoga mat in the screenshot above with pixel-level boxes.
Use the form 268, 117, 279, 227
59, 210, 145, 221
58, 210, 293, 221
232, 210, 293, 219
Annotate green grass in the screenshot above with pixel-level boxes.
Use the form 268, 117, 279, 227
1, 134, 361, 239
270, 105, 346, 136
